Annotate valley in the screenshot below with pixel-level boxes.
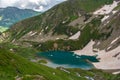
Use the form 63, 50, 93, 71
0, 0, 120, 80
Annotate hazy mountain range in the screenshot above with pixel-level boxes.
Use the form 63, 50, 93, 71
0, 7, 40, 32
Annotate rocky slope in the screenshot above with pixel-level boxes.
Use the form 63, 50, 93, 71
4, 0, 119, 50
4, 0, 113, 42
1, 0, 120, 50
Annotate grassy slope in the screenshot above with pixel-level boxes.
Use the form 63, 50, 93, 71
71, 0, 113, 12
0, 49, 82, 80
0, 42, 38, 59
0, 48, 120, 80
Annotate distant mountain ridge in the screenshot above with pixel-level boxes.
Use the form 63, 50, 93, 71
0, 7, 40, 28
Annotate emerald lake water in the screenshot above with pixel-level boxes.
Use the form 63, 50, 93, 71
37, 51, 99, 69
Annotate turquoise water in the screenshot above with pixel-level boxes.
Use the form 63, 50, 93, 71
37, 51, 99, 69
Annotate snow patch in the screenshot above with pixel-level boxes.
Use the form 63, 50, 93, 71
85, 76, 94, 80
93, 1, 119, 15
106, 45, 112, 50
12, 39, 16, 43
73, 40, 120, 71
74, 40, 96, 56
101, 15, 109, 22
28, 31, 33, 35
45, 26, 48, 30
76, 73, 81, 77
92, 46, 120, 70
112, 11, 117, 14
30, 32, 37, 36
56, 38, 60, 40
111, 37, 120, 44
113, 71, 120, 74
41, 39, 43, 41
39, 32, 42, 35
96, 42, 101, 45
41, 29, 44, 32
69, 31, 81, 40
60, 68, 70, 74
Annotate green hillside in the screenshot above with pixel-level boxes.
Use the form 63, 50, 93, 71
67, 0, 113, 12
2, 0, 119, 52
0, 48, 120, 80
0, 42, 37, 59
6, 0, 113, 41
